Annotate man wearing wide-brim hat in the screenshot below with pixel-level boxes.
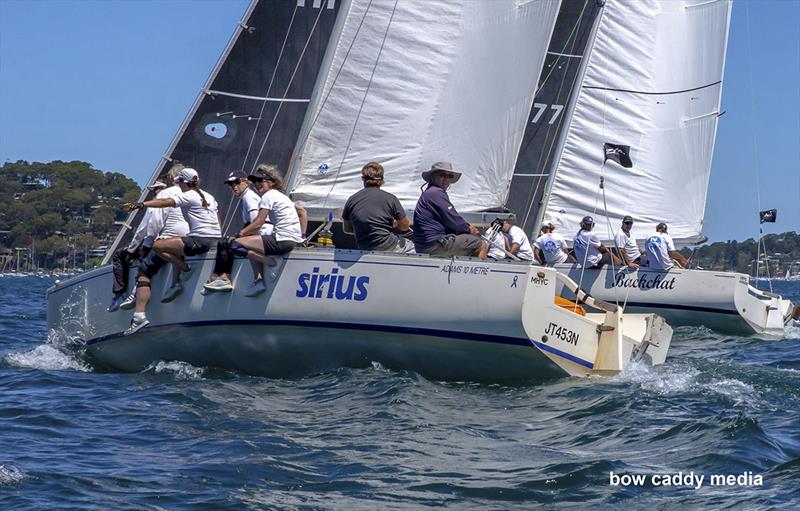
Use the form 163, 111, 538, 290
412, 162, 488, 258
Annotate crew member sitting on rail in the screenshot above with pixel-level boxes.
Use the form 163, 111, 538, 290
342, 161, 414, 253
213, 165, 303, 297
645, 222, 689, 270
124, 167, 222, 334
412, 162, 488, 258
573, 215, 621, 269
614, 215, 643, 270
503, 216, 534, 261
203, 172, 261, 292
112, 164, 190, 312
534, 221, 572, 266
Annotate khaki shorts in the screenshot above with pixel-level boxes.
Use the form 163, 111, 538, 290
423, 234, 484, 257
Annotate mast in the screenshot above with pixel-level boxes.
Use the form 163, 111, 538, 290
504, 0, 605, 238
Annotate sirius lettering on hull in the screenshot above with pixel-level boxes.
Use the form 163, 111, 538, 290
296, 267, 369, 301
613, 273, 677, 290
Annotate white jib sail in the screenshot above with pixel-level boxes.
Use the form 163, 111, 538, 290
289, 0, 561, 212
543, 0, 732, 243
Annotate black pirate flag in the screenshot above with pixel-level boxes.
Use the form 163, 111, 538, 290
603, 143, 633, 168
759, 209, 777, 224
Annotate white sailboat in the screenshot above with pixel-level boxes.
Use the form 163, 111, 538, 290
47, 0, 673, 380
515, 0, 797, 335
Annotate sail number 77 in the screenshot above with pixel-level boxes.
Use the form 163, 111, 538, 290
531, 103, 564, 125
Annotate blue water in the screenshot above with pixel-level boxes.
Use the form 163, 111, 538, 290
1, 277, 798, 510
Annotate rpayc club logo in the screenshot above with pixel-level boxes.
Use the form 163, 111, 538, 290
296, 267, 369, 301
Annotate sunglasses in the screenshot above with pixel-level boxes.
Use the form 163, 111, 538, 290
226, 180, 242, 187
623, 221, 633, 225
440, 173, 456, 179
249, 177, 265, 183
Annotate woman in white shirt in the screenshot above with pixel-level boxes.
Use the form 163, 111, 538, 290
208, 164, 303, 297
124, 167, 221, 334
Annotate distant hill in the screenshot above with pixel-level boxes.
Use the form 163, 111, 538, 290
683, 231, 800, 275
0, 160, 141, 270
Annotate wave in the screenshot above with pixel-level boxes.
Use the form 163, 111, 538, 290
2, 344, 91, 372
0, 464, 26, 485
142, 360, 206, 380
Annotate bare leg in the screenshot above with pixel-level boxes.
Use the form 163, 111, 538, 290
154, 238, 188, 284
135, 277, 151, 314
477, 240, 489, 259
248, 259, 263, 282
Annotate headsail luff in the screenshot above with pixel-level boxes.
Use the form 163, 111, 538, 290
287, 0, 562, 213
504, 0, 604, 238
104, 0, 341, 262
541, 0, 732, 244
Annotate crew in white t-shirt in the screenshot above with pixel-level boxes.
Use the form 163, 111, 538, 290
223, 172, 261, 227
503, 217, 534, 261
572, 216, 621, 269
614, 215, 642, 269
487, 228, 507, 260
534, 224, 570, 265
219, 165, 303, 297
645, 223, 689, 270
124, 167, 222, 335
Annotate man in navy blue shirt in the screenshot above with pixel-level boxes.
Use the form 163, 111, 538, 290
413, 162, 488, 257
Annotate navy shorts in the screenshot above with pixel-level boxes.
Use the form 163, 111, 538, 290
136, 249, 167, 280
261, 234, 299, 255
182, 236, 218, 256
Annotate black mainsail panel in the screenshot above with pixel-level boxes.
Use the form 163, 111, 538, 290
503, 0, 602, 237
106, 0, 340, 258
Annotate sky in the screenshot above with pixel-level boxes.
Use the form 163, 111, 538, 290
1, 0, 798, 243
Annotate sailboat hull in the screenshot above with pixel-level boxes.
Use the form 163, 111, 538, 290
47, 250, 672, 381
555, 265, 795, 336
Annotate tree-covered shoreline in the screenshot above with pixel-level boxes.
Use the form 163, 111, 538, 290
1, 159, 796, 274
0, 160, 140, 270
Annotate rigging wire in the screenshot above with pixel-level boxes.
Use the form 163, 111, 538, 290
249, 4, 328, 173
321, 0, 399, 210
744, 2, 772, 292
219, 5, 300, 236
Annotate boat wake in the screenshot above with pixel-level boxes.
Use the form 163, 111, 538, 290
2, 344, 91, 372
141, 360, 206, 381
614, 361, 760, 407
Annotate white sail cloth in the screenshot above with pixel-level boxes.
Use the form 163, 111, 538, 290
544, 0, 732, 243
290, 0, 561, 212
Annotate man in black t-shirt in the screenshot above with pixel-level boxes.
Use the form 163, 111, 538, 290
342, 162, 414, 253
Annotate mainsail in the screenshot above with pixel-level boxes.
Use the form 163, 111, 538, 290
105, 0, 341, 261
287, 0, 562, 213
542, 0, 732, 243
504, 0, 604, 237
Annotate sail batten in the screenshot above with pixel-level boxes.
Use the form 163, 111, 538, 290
542, 0, 732, 243
103, 0, 342, 262
289, 0, 561, 213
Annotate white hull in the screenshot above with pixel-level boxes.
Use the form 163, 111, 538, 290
555, 265, 797, 336
47, 250, 672, 381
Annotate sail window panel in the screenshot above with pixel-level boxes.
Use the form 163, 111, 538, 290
291, 0, 561, 212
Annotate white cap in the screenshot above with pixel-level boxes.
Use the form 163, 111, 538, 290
175, 168, 199, 183
148, 180, 167, 190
